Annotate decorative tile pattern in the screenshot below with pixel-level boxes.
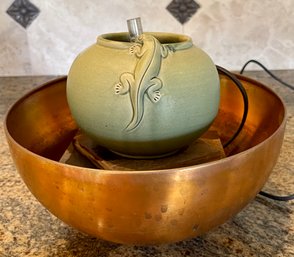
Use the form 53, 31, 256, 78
167, 0, 200, 24
1, 0, 294, 75
6, 0, 40, 29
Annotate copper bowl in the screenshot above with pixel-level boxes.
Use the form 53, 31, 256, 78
4, 74, 286, 245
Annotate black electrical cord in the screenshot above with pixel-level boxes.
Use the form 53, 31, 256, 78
216, 65, 249, 148
240, 59, 294, 90
239, 59, 294, 201
259, 191, 294, 202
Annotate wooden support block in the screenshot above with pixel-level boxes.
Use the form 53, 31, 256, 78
59, 142, 96, 168
65, 130, 226, 171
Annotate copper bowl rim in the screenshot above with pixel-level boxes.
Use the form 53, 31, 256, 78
4, 74, 287, 175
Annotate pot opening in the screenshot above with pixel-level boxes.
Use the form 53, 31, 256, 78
102, 32, 191, 44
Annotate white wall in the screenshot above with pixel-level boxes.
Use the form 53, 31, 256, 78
0, 0, 293, 75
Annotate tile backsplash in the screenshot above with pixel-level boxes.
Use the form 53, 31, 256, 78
1, 0, 293, 76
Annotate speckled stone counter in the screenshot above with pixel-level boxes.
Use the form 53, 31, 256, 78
1, 72, 293, 257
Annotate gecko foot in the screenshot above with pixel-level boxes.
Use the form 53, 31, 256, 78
114, 82, 127, 95
129, 44, 141, 55
150, 90, 161, 103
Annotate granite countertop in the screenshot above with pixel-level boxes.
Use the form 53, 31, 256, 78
0, 71, 293, 257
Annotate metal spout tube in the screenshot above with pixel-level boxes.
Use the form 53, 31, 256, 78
127, 17, 143, 42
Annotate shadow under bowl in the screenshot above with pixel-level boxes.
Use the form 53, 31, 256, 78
4, 74, 286, 245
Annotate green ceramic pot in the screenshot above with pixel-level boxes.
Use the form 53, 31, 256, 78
67, 32, 220, 158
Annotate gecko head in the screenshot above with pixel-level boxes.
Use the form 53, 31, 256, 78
136, 34, 158, 46
136, 34, 145, 44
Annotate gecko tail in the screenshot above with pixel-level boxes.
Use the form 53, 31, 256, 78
125, 100, 144, 132
125, 114, 143, 132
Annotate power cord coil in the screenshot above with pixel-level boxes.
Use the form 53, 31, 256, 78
216, 62, 293, 201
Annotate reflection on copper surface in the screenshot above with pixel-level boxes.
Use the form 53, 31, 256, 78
4, 74, 286, 244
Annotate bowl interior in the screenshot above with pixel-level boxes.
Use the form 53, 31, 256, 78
5, 74, 285, 162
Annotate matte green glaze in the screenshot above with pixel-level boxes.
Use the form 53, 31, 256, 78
67, 32, 220, 158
